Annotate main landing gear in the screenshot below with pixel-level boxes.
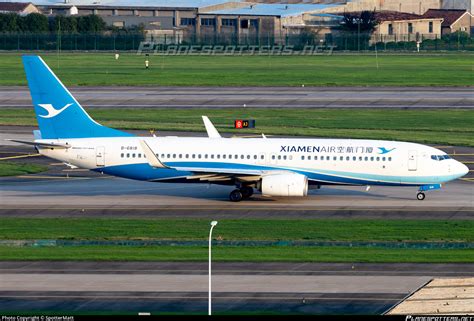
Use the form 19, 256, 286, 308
229, 186, 254, 202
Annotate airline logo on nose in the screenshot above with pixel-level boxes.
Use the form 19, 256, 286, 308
37, 103, 73, 118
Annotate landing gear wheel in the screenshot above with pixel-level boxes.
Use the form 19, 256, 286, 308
229, 189, 243, 202
240, 186, 254, 199
416, 192, 425, 201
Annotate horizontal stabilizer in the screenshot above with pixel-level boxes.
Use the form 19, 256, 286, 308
5, 139, 71, 149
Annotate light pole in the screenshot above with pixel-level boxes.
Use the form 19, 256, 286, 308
208, 220, 218, 316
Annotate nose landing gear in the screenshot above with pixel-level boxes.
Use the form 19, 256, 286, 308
229, 186, 254, 202
416, 192, 425, 201
416, 184, 441, 201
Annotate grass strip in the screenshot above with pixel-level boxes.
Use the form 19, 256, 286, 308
0, 219, 472, 242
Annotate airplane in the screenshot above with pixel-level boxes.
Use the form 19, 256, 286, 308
12, 56, 469, 202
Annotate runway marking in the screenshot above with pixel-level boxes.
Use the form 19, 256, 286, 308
0, 154, 41, 161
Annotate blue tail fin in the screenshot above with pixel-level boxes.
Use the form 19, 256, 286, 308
22, 56, 132, 139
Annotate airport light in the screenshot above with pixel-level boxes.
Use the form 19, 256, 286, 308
209, 220, 218, 316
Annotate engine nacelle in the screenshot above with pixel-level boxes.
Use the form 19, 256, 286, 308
260, 173, 308, 197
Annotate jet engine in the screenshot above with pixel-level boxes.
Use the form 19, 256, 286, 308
260, 173, 308, 197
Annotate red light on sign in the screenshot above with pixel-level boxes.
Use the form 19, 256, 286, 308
235, 120, 243, 129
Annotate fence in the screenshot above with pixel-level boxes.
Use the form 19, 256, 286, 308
0, 32, 473, 52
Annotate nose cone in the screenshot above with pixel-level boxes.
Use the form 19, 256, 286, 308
455, 161, 469, 178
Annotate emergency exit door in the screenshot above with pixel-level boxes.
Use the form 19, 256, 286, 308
408, 150, 417, 171
96, 146, 105, 167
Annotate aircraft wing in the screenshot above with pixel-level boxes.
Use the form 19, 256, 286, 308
139, 139, 288, 183
202, 116, 221, 138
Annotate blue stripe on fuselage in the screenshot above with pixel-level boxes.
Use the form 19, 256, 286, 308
93, 161, 456, 186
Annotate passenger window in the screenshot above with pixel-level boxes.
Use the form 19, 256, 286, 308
192, 154, 195, 159
370, 157, 374, 161
211, 154, 214, 159
229, 155, 232, 159
388, 157, 392, 161
241, 155, 244, 159
185, 154, 189, 159
353, 156, 356, 161
127, 153, 130, 158
382, 157, 386, 161
121, 153, 124, 158
326, 156, 330, 160
167, 154, 170, 158
301, 156, 305, 160
205, 154, 208, 159
223, 155, 226, 159
314, 156, 317, 160
278, 155, 281, 160
261, 155, 264, 159
254, 155, 257, 160
359, 156, 362, 161
376, 157, 380, 161
217, 155, 220, 159
272, 155, 275, 160
289, 155, 293, 160
365, 156, 368, 161
161, 154, 165, 158
198, 154, 202, 159
308, 156, 312, 160
173, 154, 176, 158
283, 155, 287, 160
333, 156, 337, 161
340, 156, 343, 161
179, 154, 182, 158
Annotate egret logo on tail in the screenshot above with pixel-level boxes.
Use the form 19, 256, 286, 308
37, 103, 73, 118
378, 147, 396, 154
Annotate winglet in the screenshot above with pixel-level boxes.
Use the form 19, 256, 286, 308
139, 140, 169, 168
202, 116, 221, 138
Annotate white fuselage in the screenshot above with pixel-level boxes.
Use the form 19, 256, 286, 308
36, 136, 468, 187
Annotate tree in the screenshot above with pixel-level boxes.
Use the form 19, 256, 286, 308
50, 15, 78, 33
22, 13, 48, 33
0, 13, 20, 32
77, 14, 106, 33
339, 10, 379, 50
340, 10, 379, 34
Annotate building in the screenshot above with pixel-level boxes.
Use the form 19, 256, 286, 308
372, 11, 443, 42
441, 0, 473, 14
0, 2, 40, 14
198, 3, 338, 44
422, 9, 472, 35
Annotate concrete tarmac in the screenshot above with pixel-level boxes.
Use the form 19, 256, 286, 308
1, 86, 473, 108
1, 175, 473, 219
2, 262, 471, 314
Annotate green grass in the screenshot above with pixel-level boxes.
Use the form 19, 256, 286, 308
0, 246, 472, 263
1, 52, 473, 86
0, 161, 47, 176
2, 108, 474, 147
1, 218, 472, 242
1, 219, 472, 263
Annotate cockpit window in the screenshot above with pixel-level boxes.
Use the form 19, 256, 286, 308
431, 155, 451, 161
